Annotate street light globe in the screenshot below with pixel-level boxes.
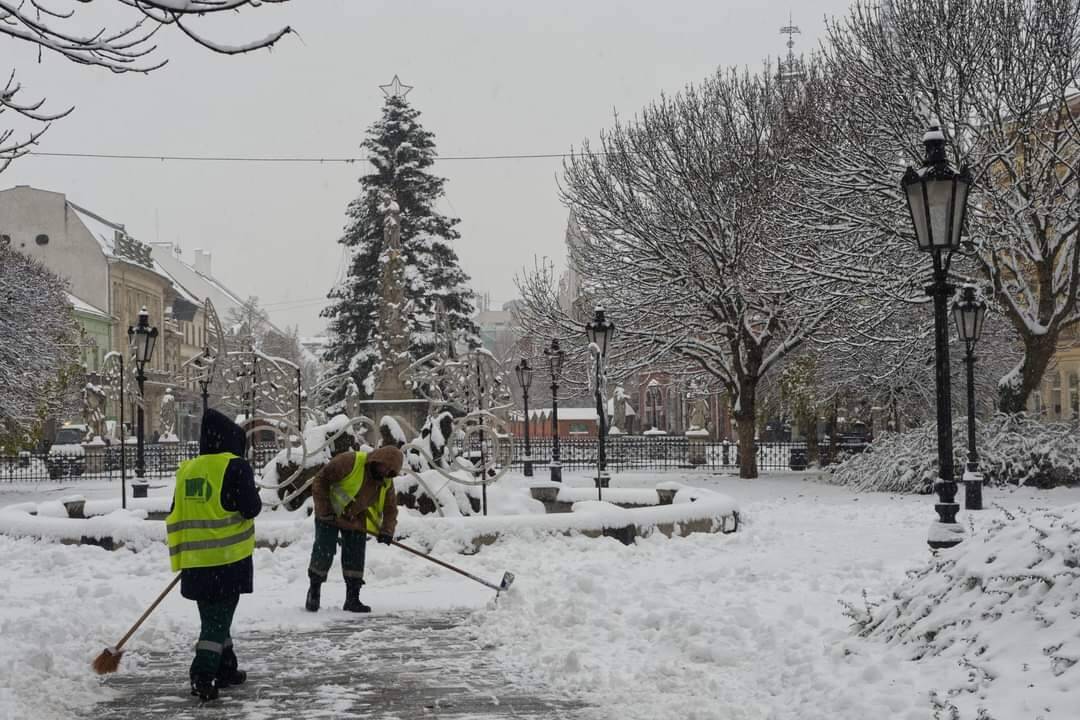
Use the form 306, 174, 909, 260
953, 285, 987, 343
514, 358, 534, 390
901, 124, 973, 253
544, 338, 565, 381
127, 306, 159, 366
585, 306, 616, 356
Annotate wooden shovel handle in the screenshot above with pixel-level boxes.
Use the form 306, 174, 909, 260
115, 574, 181, 651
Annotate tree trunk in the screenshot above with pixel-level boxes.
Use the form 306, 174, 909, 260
998, 332, 1059, 414
805, 413, 819, 465
734, 383, 758, 479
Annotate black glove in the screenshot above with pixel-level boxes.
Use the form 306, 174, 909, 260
376, 532, 393, 545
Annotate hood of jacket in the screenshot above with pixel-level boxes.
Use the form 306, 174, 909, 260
366, 446, 404, 480
200, 409, 247, 457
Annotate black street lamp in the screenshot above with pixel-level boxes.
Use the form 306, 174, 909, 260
514, 358, 535, 477
585, 307, 616, 500
195, 347, 212, 414
953, 284, 987, 511
901, 124, 972, 549
127, 307, 158, 498
544, 338, 566, 483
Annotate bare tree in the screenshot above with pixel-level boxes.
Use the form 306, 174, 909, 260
794, 0, 1080, 413
518, 66, 845, 478
1, 0, 292, 171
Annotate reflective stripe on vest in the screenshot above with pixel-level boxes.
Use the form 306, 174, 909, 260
330, 452, 367, 515
166, 452, 255, 572
329, 451, 391, 532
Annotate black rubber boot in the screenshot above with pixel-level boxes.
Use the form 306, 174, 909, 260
305, 576, 322, 612
190, 672, 219, 702
216, 647, 247, 688
342, 579, 371, 613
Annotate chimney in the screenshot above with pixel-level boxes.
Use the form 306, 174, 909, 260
193, 249, 212, 277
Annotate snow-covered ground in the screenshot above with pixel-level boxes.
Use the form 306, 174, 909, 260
1, 469, 1077, 719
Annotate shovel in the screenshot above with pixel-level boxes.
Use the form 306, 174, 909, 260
367, 530, 515, 598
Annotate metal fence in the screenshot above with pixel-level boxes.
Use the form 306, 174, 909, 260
510, 436, 867, 472
0, 443, 283, 483
1, 435, 869, 483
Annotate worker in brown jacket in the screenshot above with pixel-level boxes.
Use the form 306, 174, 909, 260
305, 446, 403, 613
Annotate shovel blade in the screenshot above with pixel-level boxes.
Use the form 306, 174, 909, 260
499, 572, 515, 592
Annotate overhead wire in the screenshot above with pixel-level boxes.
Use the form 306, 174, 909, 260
25, 149, 599, 163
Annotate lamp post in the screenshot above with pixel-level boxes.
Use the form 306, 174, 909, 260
953, 284, 987, 510
127, 307, 159, 499
544, 338, 566, 483
585, 307, 616, 500
514, 358, 535, 477
901, 124, 973, 549
195, 347, 212, 414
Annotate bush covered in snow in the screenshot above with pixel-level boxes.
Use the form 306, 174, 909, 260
841, 504, 1080, 718
827, 414, 1080, 494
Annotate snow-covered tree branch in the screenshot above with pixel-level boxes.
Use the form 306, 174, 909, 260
793, 0, 1080, 413
0, 242, 82, 449
0, 0, 292, 168
519, 65, 847, 478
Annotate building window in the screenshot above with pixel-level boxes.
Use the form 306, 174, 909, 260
1052, 373, 1062, 417
569, 421, 590, 434
1070, 373, 1079, 419
1031, 390, 1043, 416
35, 234, 49, 246
0, 234, 10, 247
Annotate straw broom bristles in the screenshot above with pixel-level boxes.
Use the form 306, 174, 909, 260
91, 647, 123, 675
89, 575, 180, 675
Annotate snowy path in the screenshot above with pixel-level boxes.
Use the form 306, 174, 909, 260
3, 470, 1079, 719
85, 613, 584, 719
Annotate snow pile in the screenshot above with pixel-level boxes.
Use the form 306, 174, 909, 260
844, 503, 1080, 718
394, 468, 479, 517
828, 414, 1080, 493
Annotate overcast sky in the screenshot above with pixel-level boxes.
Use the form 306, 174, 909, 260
4, 0, 852, 336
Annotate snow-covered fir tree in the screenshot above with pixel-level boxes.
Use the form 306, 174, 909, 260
322, 93, 478, 397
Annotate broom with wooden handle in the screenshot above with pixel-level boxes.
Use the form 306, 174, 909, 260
92, 574, 181, 674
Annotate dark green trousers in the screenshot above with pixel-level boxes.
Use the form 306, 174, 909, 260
190, 596, 239, 677
308, 519, 367, 582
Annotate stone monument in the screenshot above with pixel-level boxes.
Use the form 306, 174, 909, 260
685, 395, 709, 466
357, 190, 431, 443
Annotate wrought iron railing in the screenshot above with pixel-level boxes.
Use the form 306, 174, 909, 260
0, 443, 283, 483
1, 435, 868, 483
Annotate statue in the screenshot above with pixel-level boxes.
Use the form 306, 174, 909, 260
612, 385, 627, 433
82, 381, 107, 440
689, 396, 708, 430
344, 377, 361, 419
159, 387, 176, 438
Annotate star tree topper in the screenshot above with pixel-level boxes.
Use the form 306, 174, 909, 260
379, 75, 413, 99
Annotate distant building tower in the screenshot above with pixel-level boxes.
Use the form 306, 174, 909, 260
778, 13, 806, 86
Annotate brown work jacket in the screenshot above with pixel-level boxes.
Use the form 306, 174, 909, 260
311, 451, 399, 535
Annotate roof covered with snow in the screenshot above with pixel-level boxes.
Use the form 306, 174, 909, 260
66, 292, 110, 320
149, 244, 251, 324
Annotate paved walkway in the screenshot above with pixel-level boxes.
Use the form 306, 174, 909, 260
88, 613, 587, 719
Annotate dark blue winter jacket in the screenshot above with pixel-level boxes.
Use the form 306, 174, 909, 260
177, 409, 262, 601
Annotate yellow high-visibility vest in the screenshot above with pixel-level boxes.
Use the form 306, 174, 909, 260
330, 451, 392, 533
166, 453, 255, 572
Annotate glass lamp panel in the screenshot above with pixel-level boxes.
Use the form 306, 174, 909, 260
904, 172, 930, 251
973, 304, 986, 341
952, 303, 965, 341
925, 177, 955, 249
950, 175, 972, 248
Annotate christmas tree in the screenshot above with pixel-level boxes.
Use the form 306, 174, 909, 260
322, 86, 479, 397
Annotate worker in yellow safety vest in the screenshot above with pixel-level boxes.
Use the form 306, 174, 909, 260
305, 445, 403, 613
166, 409, 262, 702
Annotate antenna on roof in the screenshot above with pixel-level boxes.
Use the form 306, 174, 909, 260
778, 12, 806, 85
